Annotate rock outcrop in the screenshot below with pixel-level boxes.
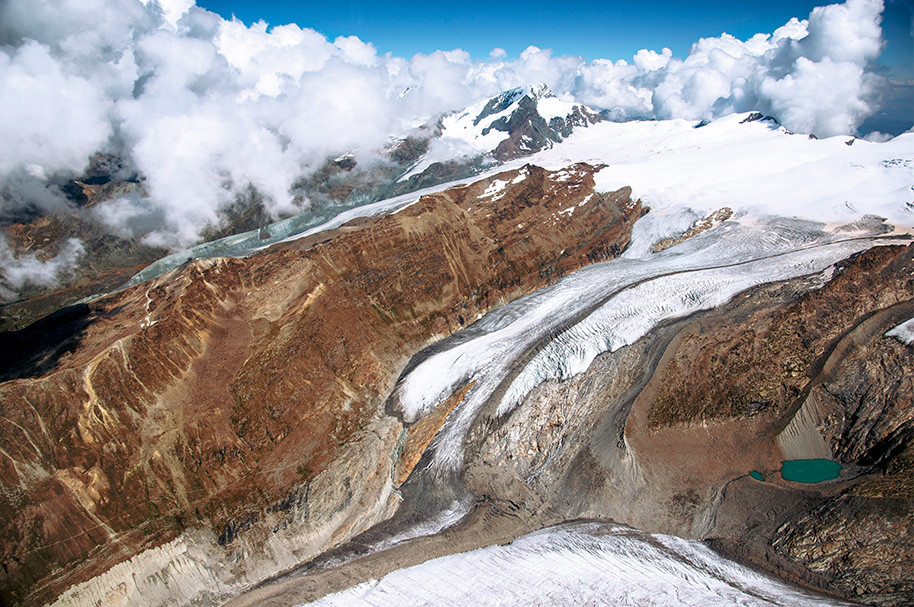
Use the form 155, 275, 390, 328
393, 85, 603, 195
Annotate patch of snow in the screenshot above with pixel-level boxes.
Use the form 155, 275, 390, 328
886, 317, 914, 346
577, 193, 594, 206
479, 179, 508, 199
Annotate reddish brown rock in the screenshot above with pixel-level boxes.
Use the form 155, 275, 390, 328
0, 163, 641, 605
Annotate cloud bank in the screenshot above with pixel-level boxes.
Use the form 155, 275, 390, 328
0, 0, 888, 259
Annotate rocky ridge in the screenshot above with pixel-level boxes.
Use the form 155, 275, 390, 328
1, 86, 603, 333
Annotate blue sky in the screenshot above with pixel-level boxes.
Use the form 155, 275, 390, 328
196, 0, 912, 78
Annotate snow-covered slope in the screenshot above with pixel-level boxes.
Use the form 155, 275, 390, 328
305, 522, 851, 607
516, 112, 914, 227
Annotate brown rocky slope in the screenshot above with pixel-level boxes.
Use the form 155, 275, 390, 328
0, 164, 641, 606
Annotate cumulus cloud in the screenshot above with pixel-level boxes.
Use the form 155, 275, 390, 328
0, 0, 890, 261
572, 0, 885, 129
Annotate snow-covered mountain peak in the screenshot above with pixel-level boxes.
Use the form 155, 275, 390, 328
472, 83, 556, 125
400, 85, 602, 183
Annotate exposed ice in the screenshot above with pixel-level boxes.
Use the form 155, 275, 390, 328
303, 521, 851, 607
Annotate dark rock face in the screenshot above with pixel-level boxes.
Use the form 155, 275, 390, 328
484, 97, 603, 161
772, 495, 914, 605
0, 164, 640, 606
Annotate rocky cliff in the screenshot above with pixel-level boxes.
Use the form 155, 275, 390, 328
0, 164, 641, 606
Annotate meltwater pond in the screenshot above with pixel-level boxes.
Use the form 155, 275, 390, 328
780, 459, 842, 483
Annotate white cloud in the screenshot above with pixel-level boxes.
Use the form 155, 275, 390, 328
0, 41, 113, 177
759, 57, 875, 136
0, 237, 84, 301
0, 0, 890, 261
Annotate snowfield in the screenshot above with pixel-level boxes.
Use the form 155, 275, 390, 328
523, 112, 913, 228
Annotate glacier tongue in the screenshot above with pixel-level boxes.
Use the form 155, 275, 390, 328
392, 213, 887, 472
303, 521, 852, 607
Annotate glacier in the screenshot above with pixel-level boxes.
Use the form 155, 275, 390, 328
392, 213, 893, 471
304, 521, 852, 607
100, 109, 911, 604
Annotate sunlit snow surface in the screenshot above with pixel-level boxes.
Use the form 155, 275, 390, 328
536, 114, 913, 225
399, 84, 582, 180
303, 522, 851, 607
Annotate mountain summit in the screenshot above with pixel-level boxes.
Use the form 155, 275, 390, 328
398, 84, 603, 186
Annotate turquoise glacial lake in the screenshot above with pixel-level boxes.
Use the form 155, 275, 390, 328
780, 459, 842, 483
